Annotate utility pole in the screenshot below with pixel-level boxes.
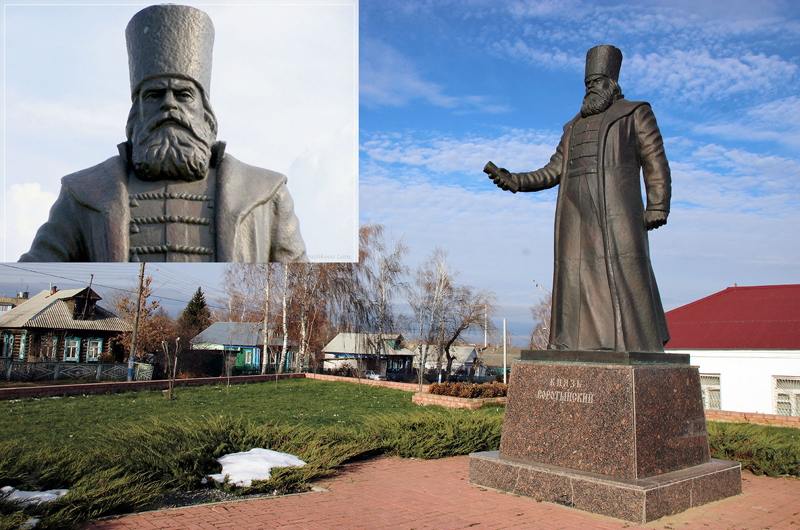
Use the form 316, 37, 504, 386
484, 300, 488, 348
128, 263, 145, 382
503, 318, 507, 384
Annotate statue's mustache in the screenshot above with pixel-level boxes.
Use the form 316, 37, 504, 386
142, 112, 198, 141
584, 88, 606, 100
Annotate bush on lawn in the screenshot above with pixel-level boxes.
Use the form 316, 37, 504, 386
428, 381, 508, 398
708, 422, 800, 477
0, 409, 502, 529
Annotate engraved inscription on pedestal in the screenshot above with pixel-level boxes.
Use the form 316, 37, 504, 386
537, 377, 595, 404
499, 361, 710, 480
500, 361, 636, 477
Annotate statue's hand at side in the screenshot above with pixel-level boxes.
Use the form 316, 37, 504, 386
644, 210, 668, 231
484, 161, 520, 193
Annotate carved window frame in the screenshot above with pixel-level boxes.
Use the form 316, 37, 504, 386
87, 338, 103, 362
2, 333, 13, 358
64, 337, 81, 362
41, 335, 58, 359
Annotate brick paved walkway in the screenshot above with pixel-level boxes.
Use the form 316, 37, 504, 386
85, 456, 800, 530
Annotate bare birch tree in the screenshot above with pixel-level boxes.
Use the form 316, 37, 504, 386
219, 263, 279, 373
529, 291, 552, 350
406, 250, 497, 382
287, 263, 329, 373
407, 248, 450, 389
326, 224, 408, 374
278, 263, 290, 374
440, 284, 497, 381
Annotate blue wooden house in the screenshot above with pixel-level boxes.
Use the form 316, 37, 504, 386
190, 322, 295, 373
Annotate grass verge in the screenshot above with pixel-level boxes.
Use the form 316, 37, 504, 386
0, 380, 503, 529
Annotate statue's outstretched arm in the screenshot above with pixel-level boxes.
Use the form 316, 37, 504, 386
485, 142, 563, 194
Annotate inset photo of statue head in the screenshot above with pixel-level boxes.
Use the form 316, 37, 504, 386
4, 2, 358, 263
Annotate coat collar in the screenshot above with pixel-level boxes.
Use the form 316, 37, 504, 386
60, 143, 287, 261
563, 98, 647, 133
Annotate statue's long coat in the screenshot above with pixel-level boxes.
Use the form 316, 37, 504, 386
514, 99, 671, 352
20, 144, 307, 262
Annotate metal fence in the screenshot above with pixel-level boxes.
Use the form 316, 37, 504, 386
0, 359, 153, 382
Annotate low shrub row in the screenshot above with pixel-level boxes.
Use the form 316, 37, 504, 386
708, 422, 800, 477
0, 410, 503, 530
428, 381, 508, 398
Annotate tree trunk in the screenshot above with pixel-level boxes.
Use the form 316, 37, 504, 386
444, 349, 455, 382
261, 267, 271, 375
278, 264, 289, 374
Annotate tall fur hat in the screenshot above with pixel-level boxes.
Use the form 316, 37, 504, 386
126, 5, 214, 97
585, 45, 623, 82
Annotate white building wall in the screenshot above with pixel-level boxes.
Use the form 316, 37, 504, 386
667, 349, 800, 414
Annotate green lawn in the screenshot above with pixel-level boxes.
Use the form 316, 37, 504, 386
0, 379, 504, 530
2, 378, 799, 530
0, 379, 441, 451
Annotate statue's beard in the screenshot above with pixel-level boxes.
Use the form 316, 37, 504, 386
130, 111, 215, 182
581, 87, 616, 118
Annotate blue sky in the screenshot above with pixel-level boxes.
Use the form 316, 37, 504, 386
357, 0, 800, 344
2, 0, 800, 346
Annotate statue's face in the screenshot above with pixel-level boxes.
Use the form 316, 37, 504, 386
581, 74, 616, 118
129, 76, 216, 181
137, 77, 204, 132
585, 74, 613, 96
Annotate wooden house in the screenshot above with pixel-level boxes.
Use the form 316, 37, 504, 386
190, 322, 296, 373
415, 344, 487, 380
322, 332, 415, 376
0, 287, 130, 363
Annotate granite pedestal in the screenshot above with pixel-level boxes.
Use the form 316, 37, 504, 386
469, 353, 742, 523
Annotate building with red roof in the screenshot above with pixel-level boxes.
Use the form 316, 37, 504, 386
665, 284, 800, 416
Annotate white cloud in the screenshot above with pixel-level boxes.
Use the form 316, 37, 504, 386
493, 39, 584, 72
361, 129, 562, 176
485, 2, 799, 104
1, 184, 57, 261
666, 140, 800, 214
692, 96, 800, 149
360, 38, 508, 113
627, 50, 797, 102
5, 95, 126, 144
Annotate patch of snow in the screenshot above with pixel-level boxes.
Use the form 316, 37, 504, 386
1, 486, 68, 505
21, 518, 39, 529
208, 448, 306, 487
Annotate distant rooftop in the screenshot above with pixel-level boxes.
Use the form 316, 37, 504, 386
665, 284, 800, 350
191, 322, 289, 347
0, 287, 130, 332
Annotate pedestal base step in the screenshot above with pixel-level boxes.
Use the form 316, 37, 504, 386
469, 451, 741, 524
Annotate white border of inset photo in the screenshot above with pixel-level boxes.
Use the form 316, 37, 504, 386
2, 1, 358, 262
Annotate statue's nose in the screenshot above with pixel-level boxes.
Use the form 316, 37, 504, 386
160, 91, 178, 110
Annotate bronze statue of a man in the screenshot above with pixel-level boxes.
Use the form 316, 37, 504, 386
20, 4, 307, 263
486, 45, 671, 353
